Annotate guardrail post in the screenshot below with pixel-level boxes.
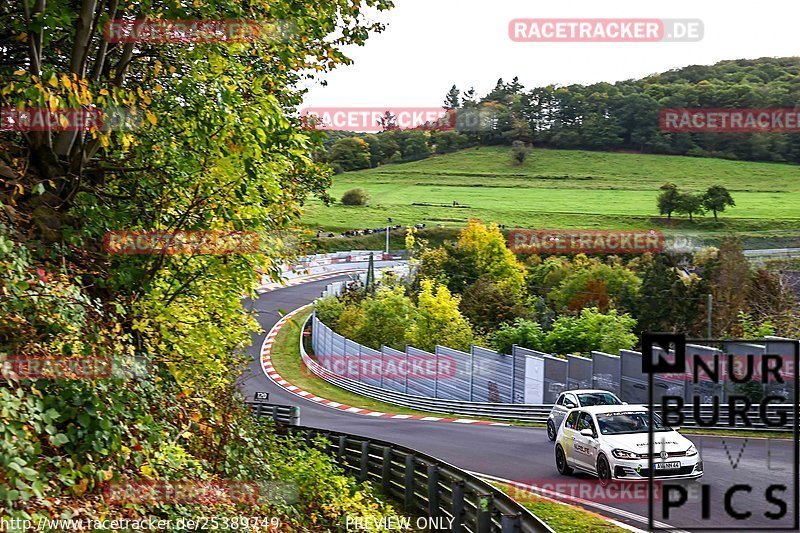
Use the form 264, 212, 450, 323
426, 465, 439, 518
359, 441, 370, 482
381, 446, 392, 496
404, 454, 415, 509
337, 435, 346, 467
501, 513, 520, 532
291, 406, 300, 426
323, 432, 332, 455
476, 493, 492, 533
271, 405, 278, 421
451, 481, 465, 533
254, 403, 262, 418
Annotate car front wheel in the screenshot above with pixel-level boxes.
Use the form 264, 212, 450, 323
596, 455, 612, 486
546, 420, 556, 441
555, 445, 573, 475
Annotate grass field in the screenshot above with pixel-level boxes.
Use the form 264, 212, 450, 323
302, 147, 800, 237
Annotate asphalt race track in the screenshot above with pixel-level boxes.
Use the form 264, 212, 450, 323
239, 276, 798, 532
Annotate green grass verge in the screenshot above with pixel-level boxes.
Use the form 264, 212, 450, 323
491, 481, 628, 532
302, 146, 800, 240
269, 307, 516, 422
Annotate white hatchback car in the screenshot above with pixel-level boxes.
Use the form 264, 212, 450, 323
546, 390, 624, 441
554, 405, 703, 483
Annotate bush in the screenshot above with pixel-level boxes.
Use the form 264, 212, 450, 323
314, 295, 346, 329
341, 188, 370, 206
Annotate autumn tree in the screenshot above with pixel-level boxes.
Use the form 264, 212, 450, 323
412, 279, 475, 352
706, 237, 751, 336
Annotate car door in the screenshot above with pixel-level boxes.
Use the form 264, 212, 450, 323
554, 393, 578, 429
560, 410, 580, 467
551, 393, 568, 429
572, 412, 600, 471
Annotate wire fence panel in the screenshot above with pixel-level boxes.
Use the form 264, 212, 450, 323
591, 351, 621, 395
620, 349, 648, 404
381, 346, 408, 393
567, 354, 592, 390
359, 345, 383, 388
513, 347, 548, 404
471, 347, 513, 403
406, 346, 437, 398
542, 356, 567, 404
435, 345, 472, 401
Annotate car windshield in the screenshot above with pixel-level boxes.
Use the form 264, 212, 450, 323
577, 393, 622, 406
596, 412, 671, 434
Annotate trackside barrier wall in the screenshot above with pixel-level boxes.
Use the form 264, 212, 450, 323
301, 315, 798, 430
305, 281, 798, 430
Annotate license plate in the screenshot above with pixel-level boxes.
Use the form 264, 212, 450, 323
654, 461, 681, 470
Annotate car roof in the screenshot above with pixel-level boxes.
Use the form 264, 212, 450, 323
561, 389, 619, 396
576, 404, 648, 414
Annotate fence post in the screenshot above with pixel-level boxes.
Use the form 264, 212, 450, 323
404, 454, 415, 509
381, 446, 392, 496
337, 435, 346, 467
469, 348, 475, 401
404, 347, 410, 394
359, 441, 370, 482
451, 481, 465, 533
476, 493, 492, 533
501, 514, 521, 532
433, 350, 439, 398
426, 465, 439, 518
379, 349, 385, 389
323, 432, 332, 455
510, 351, 517, 404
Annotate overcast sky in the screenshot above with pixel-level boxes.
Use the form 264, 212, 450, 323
302, 0, 798, 108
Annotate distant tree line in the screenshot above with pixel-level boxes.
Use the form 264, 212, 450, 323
323, 57, 800, 172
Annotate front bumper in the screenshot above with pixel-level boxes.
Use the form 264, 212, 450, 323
612, 458, 703, 480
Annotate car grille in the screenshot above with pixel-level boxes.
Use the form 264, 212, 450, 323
635, 451, 687, 459
638, 465, 696, 477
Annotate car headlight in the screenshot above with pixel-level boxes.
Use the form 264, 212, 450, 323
612, 449, 637, 459
685, 445, 698, 457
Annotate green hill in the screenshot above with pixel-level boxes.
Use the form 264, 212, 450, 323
302, 146, 800, 237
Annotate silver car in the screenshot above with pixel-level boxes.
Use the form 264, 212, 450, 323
547, 389, 624, 441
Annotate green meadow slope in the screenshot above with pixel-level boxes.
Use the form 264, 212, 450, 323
302, 147, 800, 237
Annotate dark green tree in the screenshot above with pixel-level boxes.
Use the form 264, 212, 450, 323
702, 185, 736, 220
676, 192, 705, 221
657, 183, 681, 220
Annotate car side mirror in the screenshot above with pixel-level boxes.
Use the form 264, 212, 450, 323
673, 426, 681, 432
580, 428, 594, 438
622, 401, 628, 405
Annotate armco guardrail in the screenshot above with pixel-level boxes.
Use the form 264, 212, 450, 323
246, 401, 300, 426
277, 424, 554, 533
300, 315, 797, 431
